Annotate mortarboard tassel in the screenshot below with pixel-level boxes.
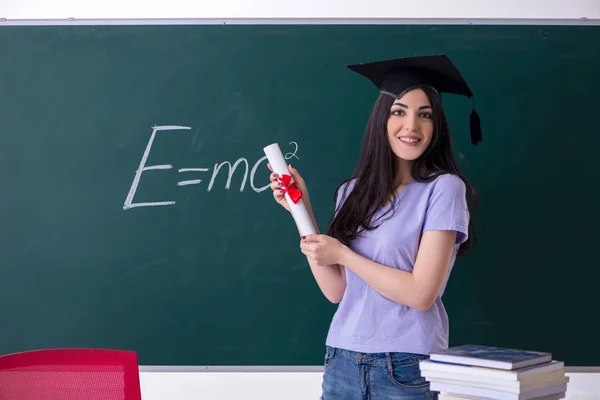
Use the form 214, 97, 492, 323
469, 97, 482, 145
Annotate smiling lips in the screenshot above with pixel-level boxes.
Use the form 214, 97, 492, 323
399, 136, 421, 146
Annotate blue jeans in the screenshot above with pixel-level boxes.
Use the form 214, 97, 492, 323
321, 346, 437, 400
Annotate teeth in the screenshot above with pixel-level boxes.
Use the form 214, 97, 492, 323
400, 138, 419, 143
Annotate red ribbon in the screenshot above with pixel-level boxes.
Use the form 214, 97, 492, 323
278, 174, 302, 204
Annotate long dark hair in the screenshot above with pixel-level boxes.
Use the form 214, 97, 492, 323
327, 86, 478, 257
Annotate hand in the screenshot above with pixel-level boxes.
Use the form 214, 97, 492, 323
267, 163, 310, 213
300, 234, 347, 266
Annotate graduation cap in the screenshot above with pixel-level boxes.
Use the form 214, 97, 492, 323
347, 54, 482, 145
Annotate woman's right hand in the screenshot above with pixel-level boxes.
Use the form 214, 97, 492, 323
267, 163, 310, 213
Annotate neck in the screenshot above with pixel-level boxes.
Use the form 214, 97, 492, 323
394, 158, 414, 187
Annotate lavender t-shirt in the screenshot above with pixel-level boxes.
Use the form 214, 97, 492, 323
325, 174, 469, 355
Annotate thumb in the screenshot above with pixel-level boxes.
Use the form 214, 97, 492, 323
288, 164, 303, 182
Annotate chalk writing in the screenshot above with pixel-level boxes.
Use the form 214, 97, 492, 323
286, 141, 300, 160
177, 168, 210, 186
123, 125, 300, 210
123, 125, 187, 210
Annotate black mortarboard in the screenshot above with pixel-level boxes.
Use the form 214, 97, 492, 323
347, 54, 482, 145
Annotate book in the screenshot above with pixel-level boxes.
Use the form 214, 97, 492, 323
421, 368, 565, 388
430, 344, 552, 370
429, 375, 569, 394
419, 359, 565, 382
430, 381, 568, 400
438, 393, 565, 400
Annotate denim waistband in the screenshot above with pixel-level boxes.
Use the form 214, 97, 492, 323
327, 346, 429, 367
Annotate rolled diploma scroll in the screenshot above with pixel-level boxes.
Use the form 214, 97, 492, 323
263, 143, 317, 236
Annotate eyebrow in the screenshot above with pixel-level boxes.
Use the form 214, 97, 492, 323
393, 102, 432, 110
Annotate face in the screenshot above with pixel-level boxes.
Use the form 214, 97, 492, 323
386, 88, 434, 162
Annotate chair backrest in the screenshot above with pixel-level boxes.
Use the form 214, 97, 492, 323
0, 348, 142, 400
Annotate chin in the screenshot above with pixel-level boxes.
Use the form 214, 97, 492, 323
392, 148, 426, 161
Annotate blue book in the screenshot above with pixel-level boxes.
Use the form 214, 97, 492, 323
430, 344, 552, 370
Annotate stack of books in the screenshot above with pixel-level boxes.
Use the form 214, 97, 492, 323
419, 344, 569, 399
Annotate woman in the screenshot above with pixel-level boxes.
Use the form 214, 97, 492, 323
268, 55, 480, 399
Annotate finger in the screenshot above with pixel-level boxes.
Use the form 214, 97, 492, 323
302, 234, 321, 243
300, 246, 311, 257
270, 181, 282, 191
300, 240, 313, 252
267, 163, 273, 172
270, 172, 279, 182
289, 164, 304, 182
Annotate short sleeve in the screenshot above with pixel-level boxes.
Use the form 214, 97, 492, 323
423, 174, 470, 244
333, 179, 356, 217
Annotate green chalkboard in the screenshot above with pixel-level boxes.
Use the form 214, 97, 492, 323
1, 24, 599, 366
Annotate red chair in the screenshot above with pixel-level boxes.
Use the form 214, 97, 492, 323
0, 348, 142, 400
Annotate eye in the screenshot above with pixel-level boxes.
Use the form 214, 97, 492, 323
391, 109, 404, 116
420, 112, 433, 119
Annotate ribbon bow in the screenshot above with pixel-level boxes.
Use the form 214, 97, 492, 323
278, 173, 303, 204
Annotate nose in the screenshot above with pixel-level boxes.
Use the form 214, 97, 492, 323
404, 114, 419, 132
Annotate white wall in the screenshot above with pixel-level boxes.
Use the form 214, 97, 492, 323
2, 0, 599, 398
138, 371, 600, 400
0, 0, 599, 22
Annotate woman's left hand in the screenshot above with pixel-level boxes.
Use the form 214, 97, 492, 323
300, 234, 347, 266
